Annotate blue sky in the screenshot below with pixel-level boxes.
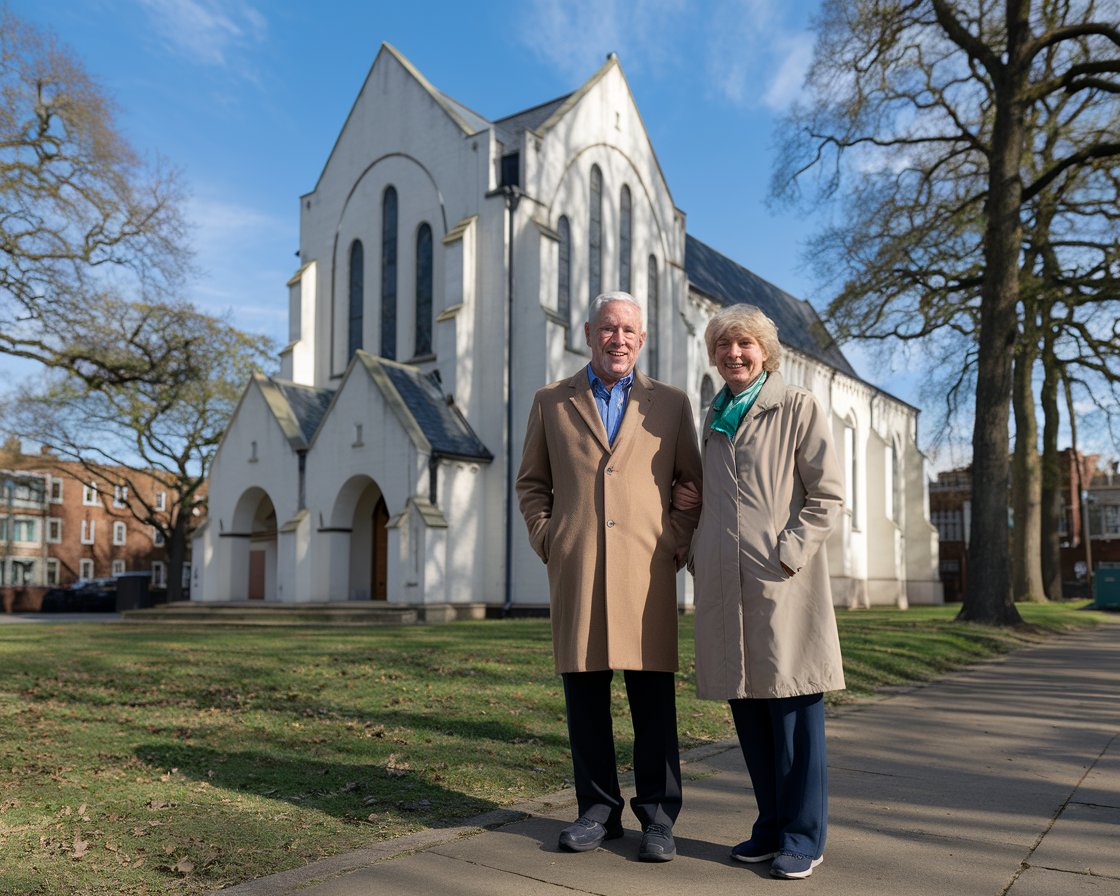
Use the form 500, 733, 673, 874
14, 0, 970, 464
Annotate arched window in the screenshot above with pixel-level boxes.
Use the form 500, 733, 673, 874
380, 186, 398, 360
646, 255, 659, 377
589, 165, 602, 304
844, 420, 859, 527
347, 239, 363, 361
557, 215, 571, 325
414, 223, 433, 357
619, 185, 632, 293
700, 375, 715, 416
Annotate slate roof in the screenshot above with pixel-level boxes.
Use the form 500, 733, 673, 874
378, 363, 493, 462
272, 381, 335, 444
493, 94, 571, 145
684, 234, 859, 378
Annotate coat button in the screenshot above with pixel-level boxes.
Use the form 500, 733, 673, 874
606, 467, 614, 475
606, 519, 615, 527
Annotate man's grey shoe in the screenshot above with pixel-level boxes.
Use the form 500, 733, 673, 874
730, 838, 779, 863
638, 822, 676, 862
558, 816, 624, 852
770, 851, 823, 879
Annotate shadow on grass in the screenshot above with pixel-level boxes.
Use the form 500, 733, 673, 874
134, 742, 502, 828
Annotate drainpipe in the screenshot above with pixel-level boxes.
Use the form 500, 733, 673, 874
502, 185, 521, 615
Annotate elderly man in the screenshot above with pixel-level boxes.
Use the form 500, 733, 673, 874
516, 291, 702, 862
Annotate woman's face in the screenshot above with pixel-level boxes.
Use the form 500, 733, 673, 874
714, 329, 768, 393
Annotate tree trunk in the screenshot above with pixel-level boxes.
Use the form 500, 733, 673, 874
1011, 329, 1046, 601
958, 0, 1028, 626
164, 511, 190, 603
1039, 338, 1063, 599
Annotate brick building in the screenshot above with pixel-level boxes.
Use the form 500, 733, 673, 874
929, 450, 1119, 601
1, 444, 180, 612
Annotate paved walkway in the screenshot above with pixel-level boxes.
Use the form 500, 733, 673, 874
211, 625, 1120, 896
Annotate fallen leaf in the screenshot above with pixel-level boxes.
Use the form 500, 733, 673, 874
173, 856, 194, 875
70, 835, 89, 859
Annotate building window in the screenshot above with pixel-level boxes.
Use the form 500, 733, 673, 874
83, 482, 98, 506
700, 375, 715, 416
589, 164, 602, 304
113, 521, 127, 546
111, 559, 126, 576
619, 185, 632, 293
348, 239, 364, 361
47, 518, 61, 543
152, 561, 167, 588
414, 222, 433, 357
49, 477, 62, 502
10, 518, 36, 543
81, 519, 95, 544
155, 491, 166, 511
153, 527, 165, 546
646, 255, 658, 378
844, 424, 859, 525
46, 558, 59, 586
113, 485, 128, 507
1088, 503, 1120, 538
932, 510, 964, 542
557, 215, 571, 325
11, 559, 33, 586
381, 185, 398, 360
249, 440, 258, 463
79, 558, 94, 580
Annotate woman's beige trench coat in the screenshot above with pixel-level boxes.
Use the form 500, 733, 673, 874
689, 371, 846, 700
517, 369, 703, 674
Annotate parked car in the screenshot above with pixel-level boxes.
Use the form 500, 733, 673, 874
39, 578, 118, 613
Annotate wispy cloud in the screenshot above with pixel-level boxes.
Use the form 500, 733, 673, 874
516, 0, 813, 112
516, 0, 689, 82
185, 195, 292, 343
704, 0, 814, 111
136, 0, 267, 68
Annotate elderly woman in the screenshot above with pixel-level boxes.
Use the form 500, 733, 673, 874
680, 303, 845, 880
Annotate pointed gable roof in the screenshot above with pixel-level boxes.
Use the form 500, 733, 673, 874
685, 235, 859, 378
254, 375, 335, 449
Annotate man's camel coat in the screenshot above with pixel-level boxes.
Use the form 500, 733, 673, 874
516, 368, 702, 674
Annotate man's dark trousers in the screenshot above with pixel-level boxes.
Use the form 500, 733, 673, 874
562, 668, 682, 829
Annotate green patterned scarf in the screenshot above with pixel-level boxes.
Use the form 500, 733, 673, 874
709, 372, 767, 438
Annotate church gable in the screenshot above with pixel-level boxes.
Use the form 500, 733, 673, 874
313, 43, 492, 197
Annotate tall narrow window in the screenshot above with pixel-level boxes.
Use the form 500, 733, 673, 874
844, 423, 859, 526
884, 444, 896, 522
646, 255, 659, 378
589, 165, 602, 304
619, 185, 632, 293
557, 215, 571, 324
348, 239, 364, 360
414, 223, 433, 357
381, 186, 398, 359
700, 375, 715, 415
113, 521, 127, 546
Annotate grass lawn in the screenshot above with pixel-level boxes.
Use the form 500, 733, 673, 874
0, 601, 1110, 895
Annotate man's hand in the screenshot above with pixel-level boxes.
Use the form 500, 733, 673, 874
672, 480, 701, 511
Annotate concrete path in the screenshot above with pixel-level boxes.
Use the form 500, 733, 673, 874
215, 624, 1119, 896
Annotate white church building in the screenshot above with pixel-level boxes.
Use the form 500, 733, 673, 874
192, 45, 942, 613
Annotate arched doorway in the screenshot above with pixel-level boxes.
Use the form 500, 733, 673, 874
330, 476, 390, 601
248, 495, 277, 600
370, 496, 389, 600
228, 488, 278, 601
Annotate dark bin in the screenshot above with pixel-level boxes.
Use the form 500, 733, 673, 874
115, 572, 153, 611
1093, 563, 1120, 610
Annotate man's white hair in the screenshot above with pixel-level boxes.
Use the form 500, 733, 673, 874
587, 291, 645, 328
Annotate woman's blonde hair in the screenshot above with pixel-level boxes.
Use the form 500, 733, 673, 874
704, 304, 781, 372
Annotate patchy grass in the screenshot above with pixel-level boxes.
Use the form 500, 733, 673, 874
0, 601, 1108, 894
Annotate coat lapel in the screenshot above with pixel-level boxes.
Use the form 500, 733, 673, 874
612, 368, 653, 453
568, 370, 612, 452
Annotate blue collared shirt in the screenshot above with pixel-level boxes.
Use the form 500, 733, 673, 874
587, 365, 634, 445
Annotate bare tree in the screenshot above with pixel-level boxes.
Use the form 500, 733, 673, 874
0, 8, 194, 386
774, 0, 1120, 624
8, 302, 274, 601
